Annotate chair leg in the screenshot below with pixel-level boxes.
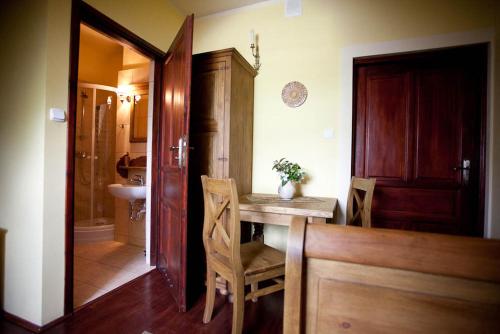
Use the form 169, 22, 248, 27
203, 268, 216, 324
231, 279, 245, 334
251, 282, 258, 302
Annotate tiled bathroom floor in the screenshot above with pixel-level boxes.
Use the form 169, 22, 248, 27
74, 241, 155, 308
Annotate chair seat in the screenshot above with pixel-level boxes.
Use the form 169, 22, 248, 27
241, 241, 285, 275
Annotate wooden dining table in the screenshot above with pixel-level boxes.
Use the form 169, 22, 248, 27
217, 193, 338, 295
239, 193, 338, 241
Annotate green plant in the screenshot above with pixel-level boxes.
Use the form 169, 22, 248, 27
272, 158, 306, 186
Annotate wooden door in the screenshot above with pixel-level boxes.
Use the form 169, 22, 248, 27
353, 44, 486, 236
157, 15, 193, 312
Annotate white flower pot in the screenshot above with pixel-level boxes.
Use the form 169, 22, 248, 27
278, 181, 296, 200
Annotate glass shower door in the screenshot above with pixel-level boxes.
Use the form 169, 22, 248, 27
74, 85, 116, 226
93, 89, 116, 224
75, 87, 93, 223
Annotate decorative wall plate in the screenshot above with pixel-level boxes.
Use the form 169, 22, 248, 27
281, 81, 308, 107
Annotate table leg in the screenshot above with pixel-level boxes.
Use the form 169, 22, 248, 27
252, 223, 264, 242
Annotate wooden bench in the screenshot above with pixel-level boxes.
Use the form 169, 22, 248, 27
284, 218, 500, 333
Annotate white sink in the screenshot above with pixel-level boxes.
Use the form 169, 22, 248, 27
108, 184, 146, 201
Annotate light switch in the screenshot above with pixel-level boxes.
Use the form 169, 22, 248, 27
49, 108, 66, 122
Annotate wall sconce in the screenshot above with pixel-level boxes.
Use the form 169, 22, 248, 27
118, 93, 141, 104
117, 85, 133, 104
118, 93, 140, 104
119, 93, 131, 103
249, 29, 261, 73
117, 85, 142, 104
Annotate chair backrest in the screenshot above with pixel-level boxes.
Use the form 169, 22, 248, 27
284, 221, 500, 334
201, 176, 243, 274
346, 176, 376, 227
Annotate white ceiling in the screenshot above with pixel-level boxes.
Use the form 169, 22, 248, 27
170, 0, 269, 17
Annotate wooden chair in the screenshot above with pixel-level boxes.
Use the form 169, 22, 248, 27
284, 220, 500, 333
346, 176, 376, 227
201, 176, 286, 334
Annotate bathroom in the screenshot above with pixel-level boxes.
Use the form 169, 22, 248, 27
73, 24, 155, 308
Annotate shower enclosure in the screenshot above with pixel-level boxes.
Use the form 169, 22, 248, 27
74, 83, 117, 243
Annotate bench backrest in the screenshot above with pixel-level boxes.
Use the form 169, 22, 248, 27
284, 221, 500, 333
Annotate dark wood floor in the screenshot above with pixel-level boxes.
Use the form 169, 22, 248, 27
1, 270, 283, 334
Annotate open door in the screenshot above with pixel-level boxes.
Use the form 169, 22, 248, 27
157, 15, 194, 312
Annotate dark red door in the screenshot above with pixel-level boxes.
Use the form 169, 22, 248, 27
354, 44, 486, 236
157, 15, 193, 311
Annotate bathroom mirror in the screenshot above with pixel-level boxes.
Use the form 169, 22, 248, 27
130, 83, 149, 142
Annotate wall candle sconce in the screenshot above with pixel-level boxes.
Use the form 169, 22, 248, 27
119, 94, 132, 103
117, 85, 133, 104
117, 87, 141, 104
118, 91, 130, 103
249, 29, 261, 73
134, 94, 141, 104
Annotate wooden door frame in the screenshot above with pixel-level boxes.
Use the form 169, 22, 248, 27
65, 0, 165, 314
351, 43, 488, 236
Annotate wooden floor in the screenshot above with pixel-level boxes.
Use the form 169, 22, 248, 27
1, 270, 283, 334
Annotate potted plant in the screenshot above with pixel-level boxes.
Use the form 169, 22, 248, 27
272, 158, 306, 200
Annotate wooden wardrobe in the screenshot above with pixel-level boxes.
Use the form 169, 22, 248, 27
186, 48, 256, 305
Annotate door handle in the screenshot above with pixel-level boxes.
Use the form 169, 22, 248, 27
453, 160, 470, 185
170, 137, 192, 168
452, 160, 471, 171
170, 137, 183, 168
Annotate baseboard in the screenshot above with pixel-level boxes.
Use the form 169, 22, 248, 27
3, 269, 156, 332
40, 314, 71, 332
3, 309, 71, 332
3, 311, 41, 332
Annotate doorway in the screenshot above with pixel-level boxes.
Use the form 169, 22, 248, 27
67, 0, 195, 315
66, 1, 165, 313
352, 44, 487, 236
73, 23, 155, 308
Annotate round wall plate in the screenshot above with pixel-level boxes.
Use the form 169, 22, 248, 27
282, 81, 308, 107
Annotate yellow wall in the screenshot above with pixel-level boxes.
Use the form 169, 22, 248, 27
84, 0, 184, 52
2, 0, 499, 326
122, 47, 150, 69
193, 0, 500, 250
41, 0, 72, 324
0, 0, 183, 326
78, 26, 123, 86
0, 0, 48, 324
